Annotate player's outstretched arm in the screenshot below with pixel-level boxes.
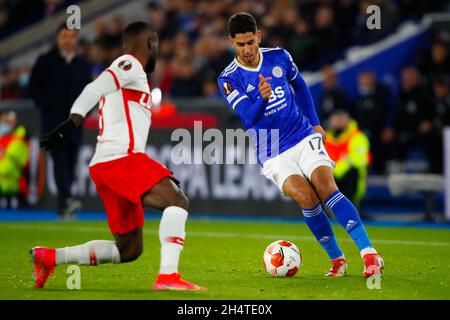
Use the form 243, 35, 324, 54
290, 73, 320, 127
40, 70, 118, 151
40, 114, 82, 150
282, 48, 322, 132
290, 73, 327, 141
70, 70, 119, 118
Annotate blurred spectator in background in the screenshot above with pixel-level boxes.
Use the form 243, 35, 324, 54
0, 110, 29, 209
325, 110, 370, 211
0, 64, 30, 100
0, 1, 12, 32
44, 0, 63, 17
193, 25, 234, 88
418, 40, 450, 81
95, 33, 122, 67
334, 0, 358, 47
170, 50, 203, 97
28, 23, 91, 219
0, 0, 70, 34
1, 67, 21, 100
354, 71, 391, 173
2, 0, 449, 101
151, 57, 175, 94
312, 5, 342, 58
319, 65, 350, 122
1, 0, 45, 32
425, 77, 450, 173
89, 17, 123, 73
387, 66, 434, 171
431, 77, 450, 130
146, 0, 179, 43
397, 0, 450, 20
353, 0, 374, 44
285, 17, 317, 69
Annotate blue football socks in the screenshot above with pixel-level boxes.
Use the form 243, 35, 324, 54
325, 190, 373, 252
302, 203, 344, 260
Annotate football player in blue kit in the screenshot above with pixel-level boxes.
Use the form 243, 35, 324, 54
217, 12, 384, 278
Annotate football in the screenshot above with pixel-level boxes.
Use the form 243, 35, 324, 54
263, 240, 302, 277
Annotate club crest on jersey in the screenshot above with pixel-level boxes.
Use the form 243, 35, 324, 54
272, 66, 283, 78
222, 82, 233, 95
118, 60, 132, 71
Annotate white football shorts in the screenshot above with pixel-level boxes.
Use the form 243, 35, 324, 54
261, 133, 335, 194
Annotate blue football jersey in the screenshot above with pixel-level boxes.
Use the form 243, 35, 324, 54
217, 47, 316, 165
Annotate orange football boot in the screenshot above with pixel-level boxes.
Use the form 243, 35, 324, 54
153, 273, 207, 291
325, 257, 347, 277
30, 247, 56, 288
363, 253, 384, 278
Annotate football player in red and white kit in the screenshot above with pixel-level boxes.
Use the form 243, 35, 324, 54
30, 21, 205, 291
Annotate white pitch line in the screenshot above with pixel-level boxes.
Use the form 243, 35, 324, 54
2, 223, 450, 247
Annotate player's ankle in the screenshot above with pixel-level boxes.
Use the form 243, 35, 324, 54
360, 247, 378, 259
333, 254, 346, 261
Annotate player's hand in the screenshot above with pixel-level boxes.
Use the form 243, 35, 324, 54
313, 125, 327, 144
258, 74, 273, 100
40, 130, 65, 151
40, 118, 77, 151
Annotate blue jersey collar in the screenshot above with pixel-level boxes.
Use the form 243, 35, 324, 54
234, 48, 263, 72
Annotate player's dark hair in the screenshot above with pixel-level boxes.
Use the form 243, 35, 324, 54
228, 12, 257, 38
123, 21, 152, 41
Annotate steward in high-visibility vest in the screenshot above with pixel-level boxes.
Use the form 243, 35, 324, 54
0, 113, 29, 199
325, 114, 370, 207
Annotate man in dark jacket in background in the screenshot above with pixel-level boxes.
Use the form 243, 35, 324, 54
353, 71, 392, 173
385, 67, 435, 172
319, 65, 351, 122
29, 24, 92, 219
426, 76, 450, 173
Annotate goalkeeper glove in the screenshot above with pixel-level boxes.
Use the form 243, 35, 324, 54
40, 118, 77, 151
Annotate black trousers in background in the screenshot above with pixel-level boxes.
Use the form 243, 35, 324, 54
50, 143, 80, 215
334, 167, 368, 219
335, 167, 359, 205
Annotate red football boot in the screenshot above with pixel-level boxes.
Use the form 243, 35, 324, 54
324, 257, 347, 277
30, 247, 56, 288
363, 253, 384, 278
153, 273, 207, 291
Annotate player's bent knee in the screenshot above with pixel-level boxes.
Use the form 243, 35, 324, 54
132, 246, 143, 261
316, 181, 338, 200
311, 167, 339, 200
119, 245, 143, 263
297, 192, 319, 208
171, 192, 190, 211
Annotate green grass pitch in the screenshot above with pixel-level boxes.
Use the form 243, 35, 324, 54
0, 219, 449, 300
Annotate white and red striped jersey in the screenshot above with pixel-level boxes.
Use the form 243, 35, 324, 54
70, 54, 152, 166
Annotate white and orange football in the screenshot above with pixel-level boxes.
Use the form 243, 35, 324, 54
263, 240, 302, 277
